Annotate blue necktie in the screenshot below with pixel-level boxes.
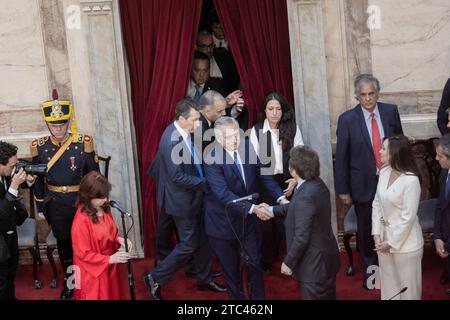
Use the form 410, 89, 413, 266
445, 172, 450, 198
193, 85, 201, 103
233, 152, 244, 182
190, 140, 203, 178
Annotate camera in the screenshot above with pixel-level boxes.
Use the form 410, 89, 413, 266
15, 161, 47, 176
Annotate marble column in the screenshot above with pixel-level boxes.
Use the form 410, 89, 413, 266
65, 0, 144, 257
287, 0, 337, 236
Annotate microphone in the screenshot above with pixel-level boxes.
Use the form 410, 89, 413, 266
227, 193, 259, 205
388, 287, 407, 300
109, 200, 131, 217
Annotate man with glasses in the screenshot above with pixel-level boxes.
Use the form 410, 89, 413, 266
335, 74, 403, 289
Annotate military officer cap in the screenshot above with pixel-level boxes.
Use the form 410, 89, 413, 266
40, 89, 78, 141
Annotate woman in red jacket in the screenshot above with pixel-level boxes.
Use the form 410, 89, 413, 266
71, 171, 131, 300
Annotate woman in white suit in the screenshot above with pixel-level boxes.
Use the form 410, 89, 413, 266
372, 135, 424, 300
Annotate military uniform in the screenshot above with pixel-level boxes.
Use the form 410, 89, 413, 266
31, 90, 99, 299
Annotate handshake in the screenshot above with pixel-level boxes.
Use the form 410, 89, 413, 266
252, 198, 290, 221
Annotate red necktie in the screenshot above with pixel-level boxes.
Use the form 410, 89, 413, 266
371, 113, 382, 169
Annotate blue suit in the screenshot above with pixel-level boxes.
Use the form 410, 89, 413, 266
434, 170, 450, 281
335, 102, 403, 282
204, 139, 283, 299
150, 123, 213, 287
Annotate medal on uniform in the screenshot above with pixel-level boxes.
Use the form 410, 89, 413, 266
70, 156, 77, 171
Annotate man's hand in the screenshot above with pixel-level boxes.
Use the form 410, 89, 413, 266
338, 193, 352, 206
235, 97, 245, 113
26, 174, 37, 185
225, 90, 243, 107
253, 203, 272, 221
283, 178, 297, 198
10, 168, 26, 190
434, 239, 449, 258
281, 262, 292, 276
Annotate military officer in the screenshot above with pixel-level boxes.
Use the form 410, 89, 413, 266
31, 90, 99, 299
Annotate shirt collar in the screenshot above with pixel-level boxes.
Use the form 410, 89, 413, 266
174, 121, 189, 142
190, 79, 204, 90
361, 103, 380, 120
296, 179, 306, 190
262, 119, 277, 134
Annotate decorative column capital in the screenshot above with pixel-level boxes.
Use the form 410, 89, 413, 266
80, 0, 112, 13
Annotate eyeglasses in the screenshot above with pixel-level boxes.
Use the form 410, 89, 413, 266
197, 44, 215, 49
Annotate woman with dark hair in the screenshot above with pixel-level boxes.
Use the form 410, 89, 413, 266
71, 171, 132, 300
249, 92, 304, 271
372, 135, 424, 300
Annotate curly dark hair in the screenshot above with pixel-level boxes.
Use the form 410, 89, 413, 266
257, 92, 296, 152
75, 171, 112, 224
0, 141, 18, 165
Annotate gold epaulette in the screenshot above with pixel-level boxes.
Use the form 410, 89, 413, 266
30, 136, 49, 157
34, 195, 44, 202
82, 134, 95, 153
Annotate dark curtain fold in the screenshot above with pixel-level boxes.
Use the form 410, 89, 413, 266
214, 0, 294, 125
119, 0, 202, 257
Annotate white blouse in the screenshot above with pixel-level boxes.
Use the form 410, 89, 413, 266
249, 119, 304, 175
372, 166, 424, 253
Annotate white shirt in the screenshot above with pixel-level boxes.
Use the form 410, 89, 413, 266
213, 35, 228, 50
187, 79, 205, 100
209, 57, 223, 78
173, 121, 192, 153
250, 119, 304, 174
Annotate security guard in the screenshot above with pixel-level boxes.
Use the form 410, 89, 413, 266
30, 90, 99, 299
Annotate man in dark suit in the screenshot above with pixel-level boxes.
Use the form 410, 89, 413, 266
144, 99, 226, 300
203, 116, 286, 300
0, 141, 32, 300
188, 51, 248, 130
335, 74, 403, 288
436, 78, 450, 135
257, 146, 340, 300
434, 135, 450, 294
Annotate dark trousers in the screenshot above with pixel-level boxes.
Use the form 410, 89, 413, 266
260, 174, 286, 268
300, 277, 337, 300
152, 211, 213, 286
0, 232, 18, 300
208, 229, 265, 300
354, 201, 378, 282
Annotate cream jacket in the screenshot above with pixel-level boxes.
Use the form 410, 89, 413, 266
372, 166, 424, 253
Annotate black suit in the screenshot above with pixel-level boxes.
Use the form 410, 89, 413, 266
335, 103, 403, 282
434, 170, 450, 281
149, 123, 213, 287
0, 177, 28, 300
274, 179, 340, 300
213, 47, 239, 94
437, 78, 450, 135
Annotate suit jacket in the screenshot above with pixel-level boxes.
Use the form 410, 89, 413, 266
372, 166, 423, 253
273, 179, 340, 283
437, 78, 450, 135
434, 169, 450, 252
0, 177, 28, 261
335, 102, 403, 202
154, 123, 208, 217
213, 47, 240, 94
203, 139, 283, 240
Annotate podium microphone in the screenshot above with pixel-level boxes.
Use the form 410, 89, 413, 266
109, 200, 131, 217
227, 193, 259, 205
388, 287, 407, 300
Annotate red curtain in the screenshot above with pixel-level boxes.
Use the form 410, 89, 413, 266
214, 0, 294, 125
119, 0, 202, 257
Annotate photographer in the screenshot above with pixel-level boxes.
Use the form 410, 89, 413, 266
0, 141, 35, 300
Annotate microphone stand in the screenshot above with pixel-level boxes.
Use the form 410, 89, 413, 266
119, 211, 135, 300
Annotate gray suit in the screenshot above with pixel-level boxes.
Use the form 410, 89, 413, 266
274, 178, 340, 300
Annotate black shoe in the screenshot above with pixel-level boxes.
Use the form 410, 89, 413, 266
187, 271, 222, 278
212, 271, 222, 278
144, 273, 161, 300
197, 281, 227, 293
60, 287, 74, 300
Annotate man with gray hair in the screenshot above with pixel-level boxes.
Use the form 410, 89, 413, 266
203, 116, 287, 299
335, 74, 403, 289
433, 134, 450, 294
